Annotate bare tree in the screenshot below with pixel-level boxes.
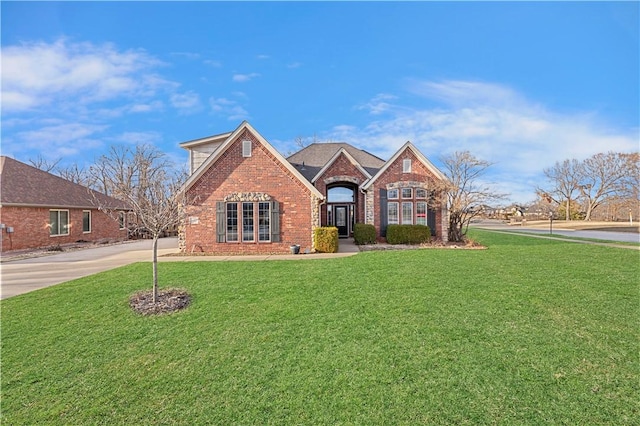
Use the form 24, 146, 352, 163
28, 155, 61, 172
537, 159, 582, 221
91, 144, 187, 303
56, 163, 91, 186
578, 152, 633, 221
435, 151, 506, 242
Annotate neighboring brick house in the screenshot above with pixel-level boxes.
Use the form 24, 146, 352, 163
179, 121, 448, 254
0, 156, 130, 252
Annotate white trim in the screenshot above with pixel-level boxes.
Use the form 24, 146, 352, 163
49, 209, 70, 236
82, 210, 92, 233
242, 140, 252, 157
362, 141, 447, 190
180, 121, 324, 200
311, 148, 372, 183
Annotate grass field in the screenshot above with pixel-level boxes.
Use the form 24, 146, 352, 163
2, 230, 638, 424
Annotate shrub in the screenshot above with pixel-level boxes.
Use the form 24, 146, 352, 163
354, 223, 377, 245
314, 227, 339, 253
386, 224, 431, 245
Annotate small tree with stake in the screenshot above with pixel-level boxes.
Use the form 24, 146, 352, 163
90, 144, 187, 305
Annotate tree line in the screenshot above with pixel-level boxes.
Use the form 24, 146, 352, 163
536, 152, 639, 221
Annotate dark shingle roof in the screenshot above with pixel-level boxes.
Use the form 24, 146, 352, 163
0, 156, 129, 209
286, 143, 386, 182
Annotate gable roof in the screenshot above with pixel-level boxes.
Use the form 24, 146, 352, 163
181, 121, 324, 199
287, 143, 385, 182
310, 148, 373, 183
362, 142, 447, 190
0, 156, 129, 210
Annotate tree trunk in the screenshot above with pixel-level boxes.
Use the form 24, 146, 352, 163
152, 235, 158, 304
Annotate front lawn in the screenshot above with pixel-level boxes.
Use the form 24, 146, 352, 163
2, 230, 638, 424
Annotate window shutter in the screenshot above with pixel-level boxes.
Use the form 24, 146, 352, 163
427, 208, 437, 236
379, 189, 388, 237
216, 201, 226, 243
270, 201, 280, 242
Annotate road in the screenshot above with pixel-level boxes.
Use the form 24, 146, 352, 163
473, 221, 640, 244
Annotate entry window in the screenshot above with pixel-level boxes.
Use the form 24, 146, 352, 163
83, 210, 91, 233
50, 210, 69, 236
328, 186, 354, 202
402, 202, 413, 224
388, 202, 399, 225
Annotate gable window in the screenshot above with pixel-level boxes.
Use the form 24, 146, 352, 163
220, 200, 276, 243
83, 210, 91, 233
402, 202, 413, 224
402, 188, 413, 199
388, 202, 399, 225
403, 158, 412, 173
242, 140, 252, 157
50, 210, 69, 236
388, 189, 399, 199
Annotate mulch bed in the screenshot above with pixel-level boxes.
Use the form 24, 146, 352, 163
129, 288, 191, 316
358, 239, 486, 251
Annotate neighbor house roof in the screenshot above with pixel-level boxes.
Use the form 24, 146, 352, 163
287, 143, 386, 182
0, 156, 129, 210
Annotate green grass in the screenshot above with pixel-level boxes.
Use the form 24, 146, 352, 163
2, 230, 638, 424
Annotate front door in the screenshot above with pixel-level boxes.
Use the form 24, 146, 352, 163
334, 205, 349, 237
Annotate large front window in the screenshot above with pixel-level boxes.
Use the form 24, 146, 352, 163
227, 201, 271, 243
388, 202, 399, 225
50, 210, 69, 236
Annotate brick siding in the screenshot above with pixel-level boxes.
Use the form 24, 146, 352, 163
183, 129, 318, 254
0, 206, 127, 252
368, 148, 448, 241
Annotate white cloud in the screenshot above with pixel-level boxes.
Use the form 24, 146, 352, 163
287, 62, 302, 69
10, 122, 107, 158
232, 72, 261, 83
114, 131, 163, 145
1, 38, 168, 112
170, 91, 203, 114
327, 79, 639, 203
209, 97, 249, 121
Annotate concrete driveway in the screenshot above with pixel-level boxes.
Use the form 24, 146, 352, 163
0, 238, 180, 300
0, 237, 360, 300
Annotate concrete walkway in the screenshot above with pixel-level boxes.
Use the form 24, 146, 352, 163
0, 238, 359, 299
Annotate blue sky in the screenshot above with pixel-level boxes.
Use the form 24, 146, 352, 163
2, 1, 638, 203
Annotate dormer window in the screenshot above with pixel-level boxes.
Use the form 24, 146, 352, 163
403, 158, 411, 173
242, 140, 252, 157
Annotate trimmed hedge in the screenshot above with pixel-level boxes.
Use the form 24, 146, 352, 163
386, 224, 431, 245
314, 227, 339, 253
354, 223, 377, 245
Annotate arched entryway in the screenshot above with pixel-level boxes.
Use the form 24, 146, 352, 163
326, 184, 357, 238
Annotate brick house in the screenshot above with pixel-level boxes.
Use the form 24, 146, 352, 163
0, 156, 130, 252
179, 121, 448, 254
